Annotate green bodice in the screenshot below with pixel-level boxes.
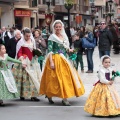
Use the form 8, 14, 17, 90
48, 40, 67, 56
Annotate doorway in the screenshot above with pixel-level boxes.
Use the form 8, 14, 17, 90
15, 17, 23, 30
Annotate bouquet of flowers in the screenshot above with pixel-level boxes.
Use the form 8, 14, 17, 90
68, 48, 79, 68
33, 48, 42, 57
112, 71, 120, 80
68, 48, 78, 61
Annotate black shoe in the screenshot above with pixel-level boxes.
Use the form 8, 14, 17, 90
86, 70, 93, 73
48, 98, 54, 104
114, 52, 119, 54
45, 96, 54, 104
62, 100, 71, 106
0, 102, 5, 107
20, 97, 25, 100
31, 97, 40, 101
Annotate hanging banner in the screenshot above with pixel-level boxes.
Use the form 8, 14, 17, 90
76, 15, 82, 24
45, 14, 53, 25
14, 10, 31, 17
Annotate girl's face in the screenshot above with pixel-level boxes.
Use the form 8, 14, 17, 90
54, 23, 62, 34
0, 45, 6, 54
102, 58, 111, 68
24, 33, 31, 41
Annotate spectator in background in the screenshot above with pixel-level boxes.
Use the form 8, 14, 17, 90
110, 20, 120, 54
7, 30, 21, 58
0, 29, 3, 44
93, 26, 99, 46
34, 29, 47, 70
73, 33, 84, 72
1, 26, 12, 53
98, 21, 113, 57
85, 25, 94, 73
10, 27, 16, 37
77, 26, 85, 39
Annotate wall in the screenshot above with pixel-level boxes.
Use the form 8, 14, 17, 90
0, 4, 14, 28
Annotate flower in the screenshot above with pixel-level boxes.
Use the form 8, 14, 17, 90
58, 49, 64, 54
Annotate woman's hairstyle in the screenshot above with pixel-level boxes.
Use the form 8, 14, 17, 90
101, 55, 111, 63
0, 44, 4, 50
85, 25, 93, 32
22, 27, 31, 35
80, 26, 85, 32
34, 29, 41, 35
53, 21, 62, 28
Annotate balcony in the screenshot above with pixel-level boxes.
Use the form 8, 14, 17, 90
14, 0, 29, 9
79, 5, 90, 14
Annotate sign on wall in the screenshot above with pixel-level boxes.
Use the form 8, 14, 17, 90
14, 10, 31, 17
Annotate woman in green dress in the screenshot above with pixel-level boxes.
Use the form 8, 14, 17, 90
0, 44, 22, 106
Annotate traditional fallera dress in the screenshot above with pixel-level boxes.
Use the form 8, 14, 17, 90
40, 34, 85, 98
84, 66, 120, 116
13, 38, 41, 98
0, 54, 21, 99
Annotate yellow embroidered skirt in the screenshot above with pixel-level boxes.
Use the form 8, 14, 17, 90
40, 54, 85, 98
84, 83, 120, 116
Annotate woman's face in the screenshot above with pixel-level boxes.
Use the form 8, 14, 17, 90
80, 27, 83, 31
102, 58, 111, 68
24, 33, 31, 41
0, 45, 6, 54
34, 31, 40, 38
54, 23, 62, 34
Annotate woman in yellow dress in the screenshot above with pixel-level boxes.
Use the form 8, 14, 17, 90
84, 55, 120, 116
39, 20, 85, 106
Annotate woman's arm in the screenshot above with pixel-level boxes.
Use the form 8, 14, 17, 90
86, 32, 94, 42
7, 56, 22, 64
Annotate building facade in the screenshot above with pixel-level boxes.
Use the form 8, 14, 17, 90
54, 0, 91, 27
0, 0, 16, 28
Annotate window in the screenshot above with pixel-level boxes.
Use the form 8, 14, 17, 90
32, 0, 37, 7
38, 0, 42, 4
42, 0, 55, 6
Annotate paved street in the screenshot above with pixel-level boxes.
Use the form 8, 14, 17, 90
1, 47, 120, 120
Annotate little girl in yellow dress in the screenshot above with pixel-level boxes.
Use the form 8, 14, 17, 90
84, 55, 120, 116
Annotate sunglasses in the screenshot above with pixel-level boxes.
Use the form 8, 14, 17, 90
100, 23, 106, 25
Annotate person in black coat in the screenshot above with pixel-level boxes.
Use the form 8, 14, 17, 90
7, 30, 21, 58
73, 33, 84, 72
98, 21, 113, 58
0, 29, 3, 44
1, 27, 12, 53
